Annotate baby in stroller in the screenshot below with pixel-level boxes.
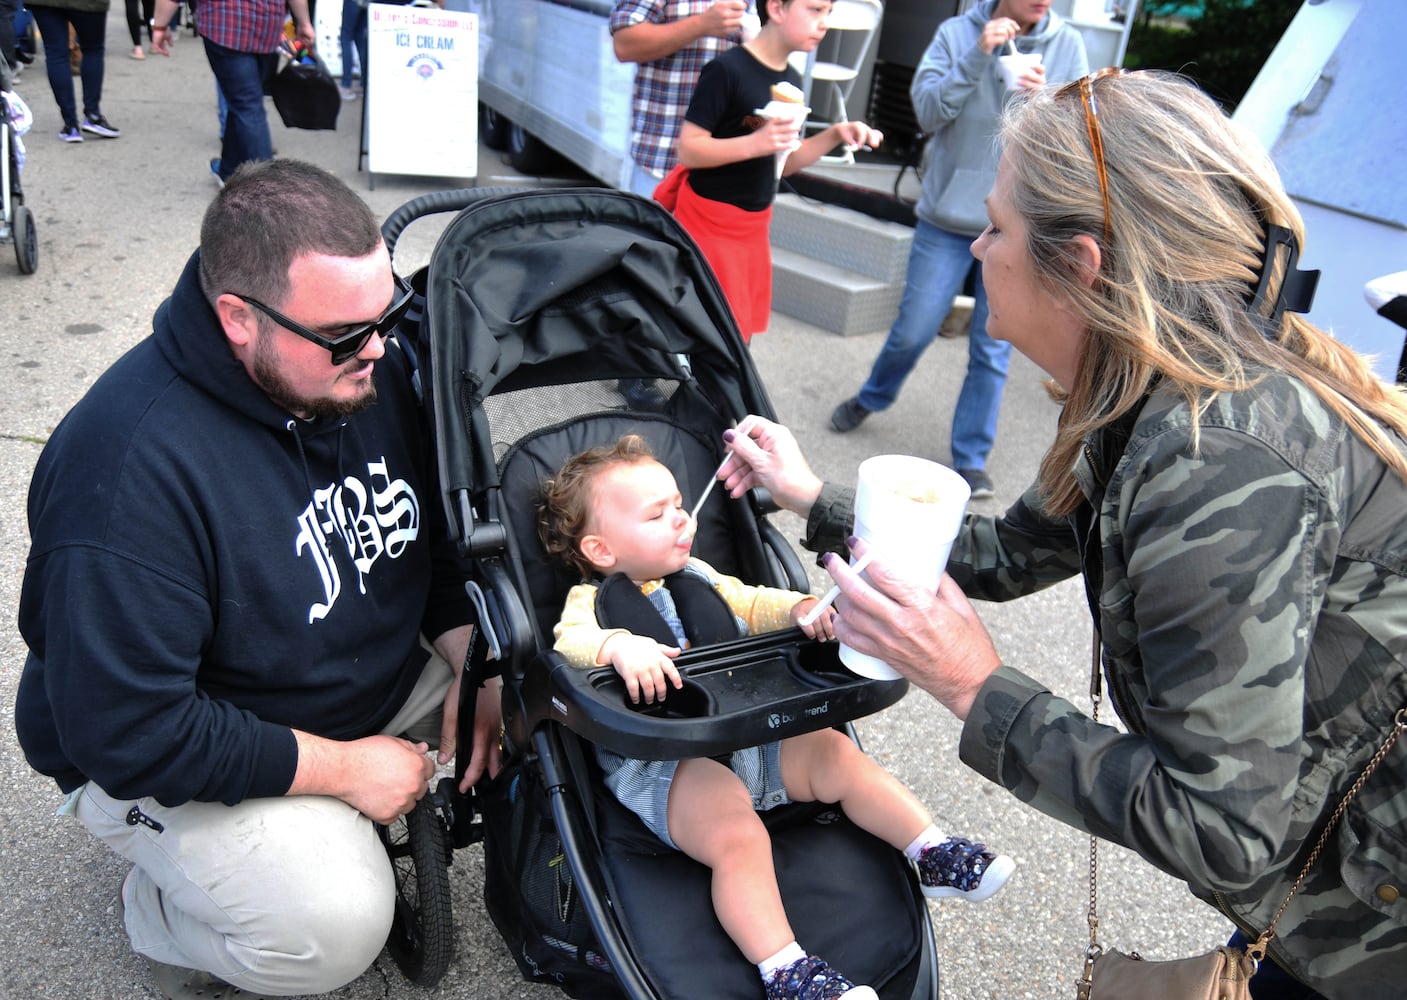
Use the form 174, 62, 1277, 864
538, 434, 1015, 1000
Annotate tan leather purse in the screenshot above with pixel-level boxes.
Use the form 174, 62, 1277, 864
1075, 632, 1407, 999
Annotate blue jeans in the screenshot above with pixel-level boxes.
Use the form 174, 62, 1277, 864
339, 0, 367, 89
202, 39, 276, 182
31, 5, 107, 127
855, 220, 1007, 471
1225, 931, 1328, 1000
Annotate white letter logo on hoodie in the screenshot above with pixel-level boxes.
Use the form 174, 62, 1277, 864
295, 457, 420, 622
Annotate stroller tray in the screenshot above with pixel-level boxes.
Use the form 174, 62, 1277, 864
522, 629, 908, 760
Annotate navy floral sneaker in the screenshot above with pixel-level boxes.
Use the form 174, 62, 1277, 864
916, 836, 1015, 902
765, 955, 877, 1000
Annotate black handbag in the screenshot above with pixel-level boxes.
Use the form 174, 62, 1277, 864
270, 43, 340, 131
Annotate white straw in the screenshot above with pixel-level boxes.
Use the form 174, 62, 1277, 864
1005, 38, 1017, 55
798, 548, 876, 627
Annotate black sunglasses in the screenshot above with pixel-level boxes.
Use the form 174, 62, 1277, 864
237, 272, 415, 365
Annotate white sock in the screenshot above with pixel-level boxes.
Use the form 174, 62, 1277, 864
903, 824, 944, 861
758, 941, 806, 980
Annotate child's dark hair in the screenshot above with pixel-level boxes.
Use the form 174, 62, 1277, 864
538, 435, 657, 581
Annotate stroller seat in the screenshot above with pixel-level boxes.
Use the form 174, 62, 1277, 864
392, 186, 939, 999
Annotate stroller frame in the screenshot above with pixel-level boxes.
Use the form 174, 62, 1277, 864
0, 56, 38, 274
378, 187, 939, 999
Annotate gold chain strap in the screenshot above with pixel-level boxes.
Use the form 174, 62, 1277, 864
1080, 626, 1407, 984
1246, 705, 1407, 963
1077, 631, 1104, 1000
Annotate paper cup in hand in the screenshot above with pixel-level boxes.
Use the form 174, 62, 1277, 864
838, 455, 971, 681
997, 51, 1042, 91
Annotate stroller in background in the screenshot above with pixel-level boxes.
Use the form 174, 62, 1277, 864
379, 187, 939, 998
1, 54, 37, 274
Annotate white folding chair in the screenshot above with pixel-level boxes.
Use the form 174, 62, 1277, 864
789, 0, 884, 165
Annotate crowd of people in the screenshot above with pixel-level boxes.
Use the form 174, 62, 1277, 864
10, 3, 1407, 1000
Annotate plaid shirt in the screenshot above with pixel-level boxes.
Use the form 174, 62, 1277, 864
196, 0, 289, 54
609, 0, 747, 177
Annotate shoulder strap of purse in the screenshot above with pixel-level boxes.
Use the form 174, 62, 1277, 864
1081, 626, 1407, 978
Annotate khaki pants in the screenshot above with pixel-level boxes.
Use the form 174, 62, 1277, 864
75, 650, 453, 996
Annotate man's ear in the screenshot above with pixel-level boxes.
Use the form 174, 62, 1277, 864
215, 293, 258, 350
1069, 234, 1102, 289
579, 534, 615, 573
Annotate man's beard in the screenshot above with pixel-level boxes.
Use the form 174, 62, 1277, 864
253, 334, 378, 420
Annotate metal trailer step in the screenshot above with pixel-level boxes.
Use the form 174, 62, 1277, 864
771, 246, 903, 337
771, 193, 913, 283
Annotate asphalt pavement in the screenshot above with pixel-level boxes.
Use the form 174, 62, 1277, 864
0, 12, 1227, 998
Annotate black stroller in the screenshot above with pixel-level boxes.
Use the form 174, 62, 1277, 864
378, 187, 940, 999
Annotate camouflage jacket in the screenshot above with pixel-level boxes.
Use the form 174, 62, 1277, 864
804, 371, 1407, 996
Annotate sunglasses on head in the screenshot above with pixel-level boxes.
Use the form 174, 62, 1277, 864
236, 271, 415, 365
1054, 67, 1126, 247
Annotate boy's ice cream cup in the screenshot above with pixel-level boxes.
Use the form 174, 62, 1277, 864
755, 84, 809, 180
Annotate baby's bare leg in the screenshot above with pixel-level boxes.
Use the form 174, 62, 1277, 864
780, 728, 932, 848
666, 756, 794, 964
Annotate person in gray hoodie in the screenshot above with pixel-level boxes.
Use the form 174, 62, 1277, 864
828, 0, 1086, 500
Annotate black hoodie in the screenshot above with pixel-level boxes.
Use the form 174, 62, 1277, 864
15, 253, 474, 806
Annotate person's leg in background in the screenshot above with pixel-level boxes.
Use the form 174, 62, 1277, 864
0, 0, 19, 68
948, 272, 1005, 494
202, 39, 273, 182
337, 0, 361, 97
69, 6, 116, 134
832, 220, 970, 431
28, 6, 81, 137
123, 0, 149, 58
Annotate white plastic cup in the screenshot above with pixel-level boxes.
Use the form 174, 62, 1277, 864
997, 51, 1043, 91
838, 455, 971, 680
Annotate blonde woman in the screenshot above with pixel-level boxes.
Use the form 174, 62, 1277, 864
717, 71, 1407, 1000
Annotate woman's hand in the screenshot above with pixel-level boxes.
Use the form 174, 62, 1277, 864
718, 416, 824, 516
822, 540, 1001, 720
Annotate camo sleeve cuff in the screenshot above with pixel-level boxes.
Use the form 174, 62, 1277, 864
958, 664, 1049, 786
803, 482, 856, 555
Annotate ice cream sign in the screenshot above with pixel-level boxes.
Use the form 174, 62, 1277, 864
367, 3, 478, 180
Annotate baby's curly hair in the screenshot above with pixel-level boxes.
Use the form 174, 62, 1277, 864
538, 434, 657, 581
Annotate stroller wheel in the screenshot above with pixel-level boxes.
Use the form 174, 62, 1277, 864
377, 795, 454, 986
13, 205, 37, 275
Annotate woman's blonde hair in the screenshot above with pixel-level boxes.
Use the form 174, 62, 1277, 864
1000, 70, 1407, 514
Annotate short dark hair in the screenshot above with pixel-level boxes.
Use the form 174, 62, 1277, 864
538, 435, 657, 581
197, 160, 382, 309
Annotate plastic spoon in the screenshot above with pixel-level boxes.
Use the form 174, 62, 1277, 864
678, 418, 752, 545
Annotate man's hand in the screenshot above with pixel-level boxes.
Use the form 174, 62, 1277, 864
291, 730, 435, 825
613, 0, 747, 64
700, 0, 748, 39
443, 675, 504, 794
432, 624, 504, 793
603, 633, 683, 704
